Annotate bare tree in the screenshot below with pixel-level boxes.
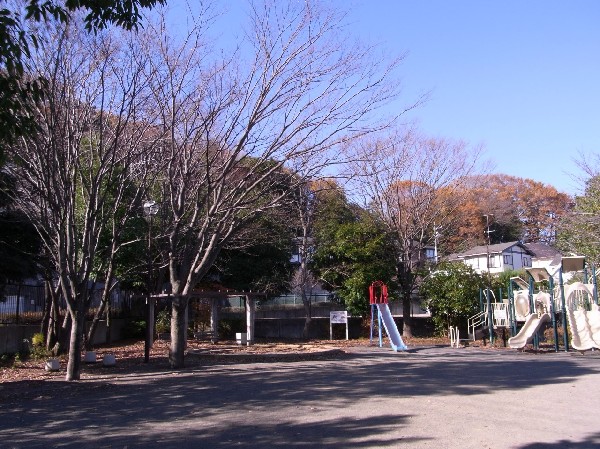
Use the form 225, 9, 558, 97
349, 130, 484, 337
138, 0, 402, 367
289, 180, 319, 339
5, 19, 159, 380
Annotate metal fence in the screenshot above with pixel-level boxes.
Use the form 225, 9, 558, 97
221, 293, 339, 309
0, 283, 137, 324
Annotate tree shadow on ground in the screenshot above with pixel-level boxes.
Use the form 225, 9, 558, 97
0, 349, 598, 448
517, 432, 600, 449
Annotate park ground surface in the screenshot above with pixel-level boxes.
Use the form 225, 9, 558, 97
1, 338, 600, 448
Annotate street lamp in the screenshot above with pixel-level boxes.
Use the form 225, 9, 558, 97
143, 200, 159, 363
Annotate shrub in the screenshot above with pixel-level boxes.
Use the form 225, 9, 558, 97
155, 310, 171, 334
122, 320, 146, 339
27, 333, 49, 360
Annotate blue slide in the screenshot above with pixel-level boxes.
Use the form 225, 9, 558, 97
376, 303, 408, 351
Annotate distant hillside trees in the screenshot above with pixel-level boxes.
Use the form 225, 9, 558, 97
441, 174, 572, 254
556, 174, 600, 265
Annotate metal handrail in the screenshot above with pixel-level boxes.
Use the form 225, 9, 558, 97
468, 310, 487, 340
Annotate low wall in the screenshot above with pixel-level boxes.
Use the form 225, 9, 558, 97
255, 317, 364, 340
0, 319, 126, 355
0, 325, 37, 355
222, 304, 345, 320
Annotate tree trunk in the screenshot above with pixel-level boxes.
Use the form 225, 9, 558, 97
86, 300, 107, 350
51, 311, 70, 356
40, 281, 52, 341
210, 298, 220, 343
402, 295, 413, 338
43, 280, 61, 354
302, 291, 312, 340
105, 299, 112, 345
46, 294, 60, 355
65, 305, 85, 381
169, 295, 188, 368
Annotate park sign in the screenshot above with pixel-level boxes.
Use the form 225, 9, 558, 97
330, 311, 348, 323
330, 310, 349, 340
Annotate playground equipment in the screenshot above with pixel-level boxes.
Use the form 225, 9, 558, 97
449, 326, 460, 348
465, 255, 600, 352
466, 289, 511, 343
564, 282, 600, 351
508, 291, 551, 349
369, 281, 408, 351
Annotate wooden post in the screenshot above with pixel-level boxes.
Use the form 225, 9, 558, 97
245, 296, 255, 346
210, 298, 219, 343
144, 297, 155, 363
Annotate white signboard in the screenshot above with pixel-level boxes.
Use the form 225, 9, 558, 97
330, 311, 349, 340
330, 311, 348, 323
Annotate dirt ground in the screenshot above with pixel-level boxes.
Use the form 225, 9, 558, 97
0, 336, 450, 385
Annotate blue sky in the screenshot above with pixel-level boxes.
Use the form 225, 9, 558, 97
344, 0, 600, 195
165, 0, 599, 196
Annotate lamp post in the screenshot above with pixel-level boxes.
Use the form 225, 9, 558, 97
143, 200, 159, 363
483, 213, 494, 343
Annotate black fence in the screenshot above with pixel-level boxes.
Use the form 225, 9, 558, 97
0, 283, 138, 325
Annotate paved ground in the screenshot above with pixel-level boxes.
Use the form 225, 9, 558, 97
1, 345, 600, 449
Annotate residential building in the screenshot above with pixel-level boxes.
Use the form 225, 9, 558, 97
449, 241, 534, 274
523, 243, 562, 275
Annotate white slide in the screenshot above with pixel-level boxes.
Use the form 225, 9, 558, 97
376, 303, 408, 351
508, 313, 550, 349
565, 283, 600, 351
588, 306, 600, 347
567, 308, 600, 351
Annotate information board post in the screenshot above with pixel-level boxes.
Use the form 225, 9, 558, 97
330, 311, 349, 340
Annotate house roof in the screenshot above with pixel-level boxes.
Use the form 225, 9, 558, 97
454, 241, 533, 258
522, 243, 562, 259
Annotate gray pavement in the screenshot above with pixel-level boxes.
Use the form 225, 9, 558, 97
1, 345, 600, 448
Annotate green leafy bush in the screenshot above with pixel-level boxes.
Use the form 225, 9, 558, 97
155, 310, 171, 333
420, 261, 483, 335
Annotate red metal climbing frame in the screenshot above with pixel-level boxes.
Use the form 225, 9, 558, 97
369, 280, 388, 304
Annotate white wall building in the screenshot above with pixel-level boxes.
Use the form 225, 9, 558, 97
449, 241, 534, 274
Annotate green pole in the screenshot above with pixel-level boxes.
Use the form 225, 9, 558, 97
479, 289, 484, 313
593, 264, 598, 305
549, 276, 559, 352
559, 268, 569, 352
509, 281, 517, 336
583, 260, 590, 309
528, 274, 539, 350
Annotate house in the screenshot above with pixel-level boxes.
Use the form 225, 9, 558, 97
522, 243, 562, 275
449, 241, 534, 274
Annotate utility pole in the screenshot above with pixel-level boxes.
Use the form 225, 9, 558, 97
433, 223, 441, 263
483, 213, 494, 343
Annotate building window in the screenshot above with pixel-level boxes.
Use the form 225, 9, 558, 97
503, 254, 513, 265
488, 255, 497, 268
523, 256, 531, 267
